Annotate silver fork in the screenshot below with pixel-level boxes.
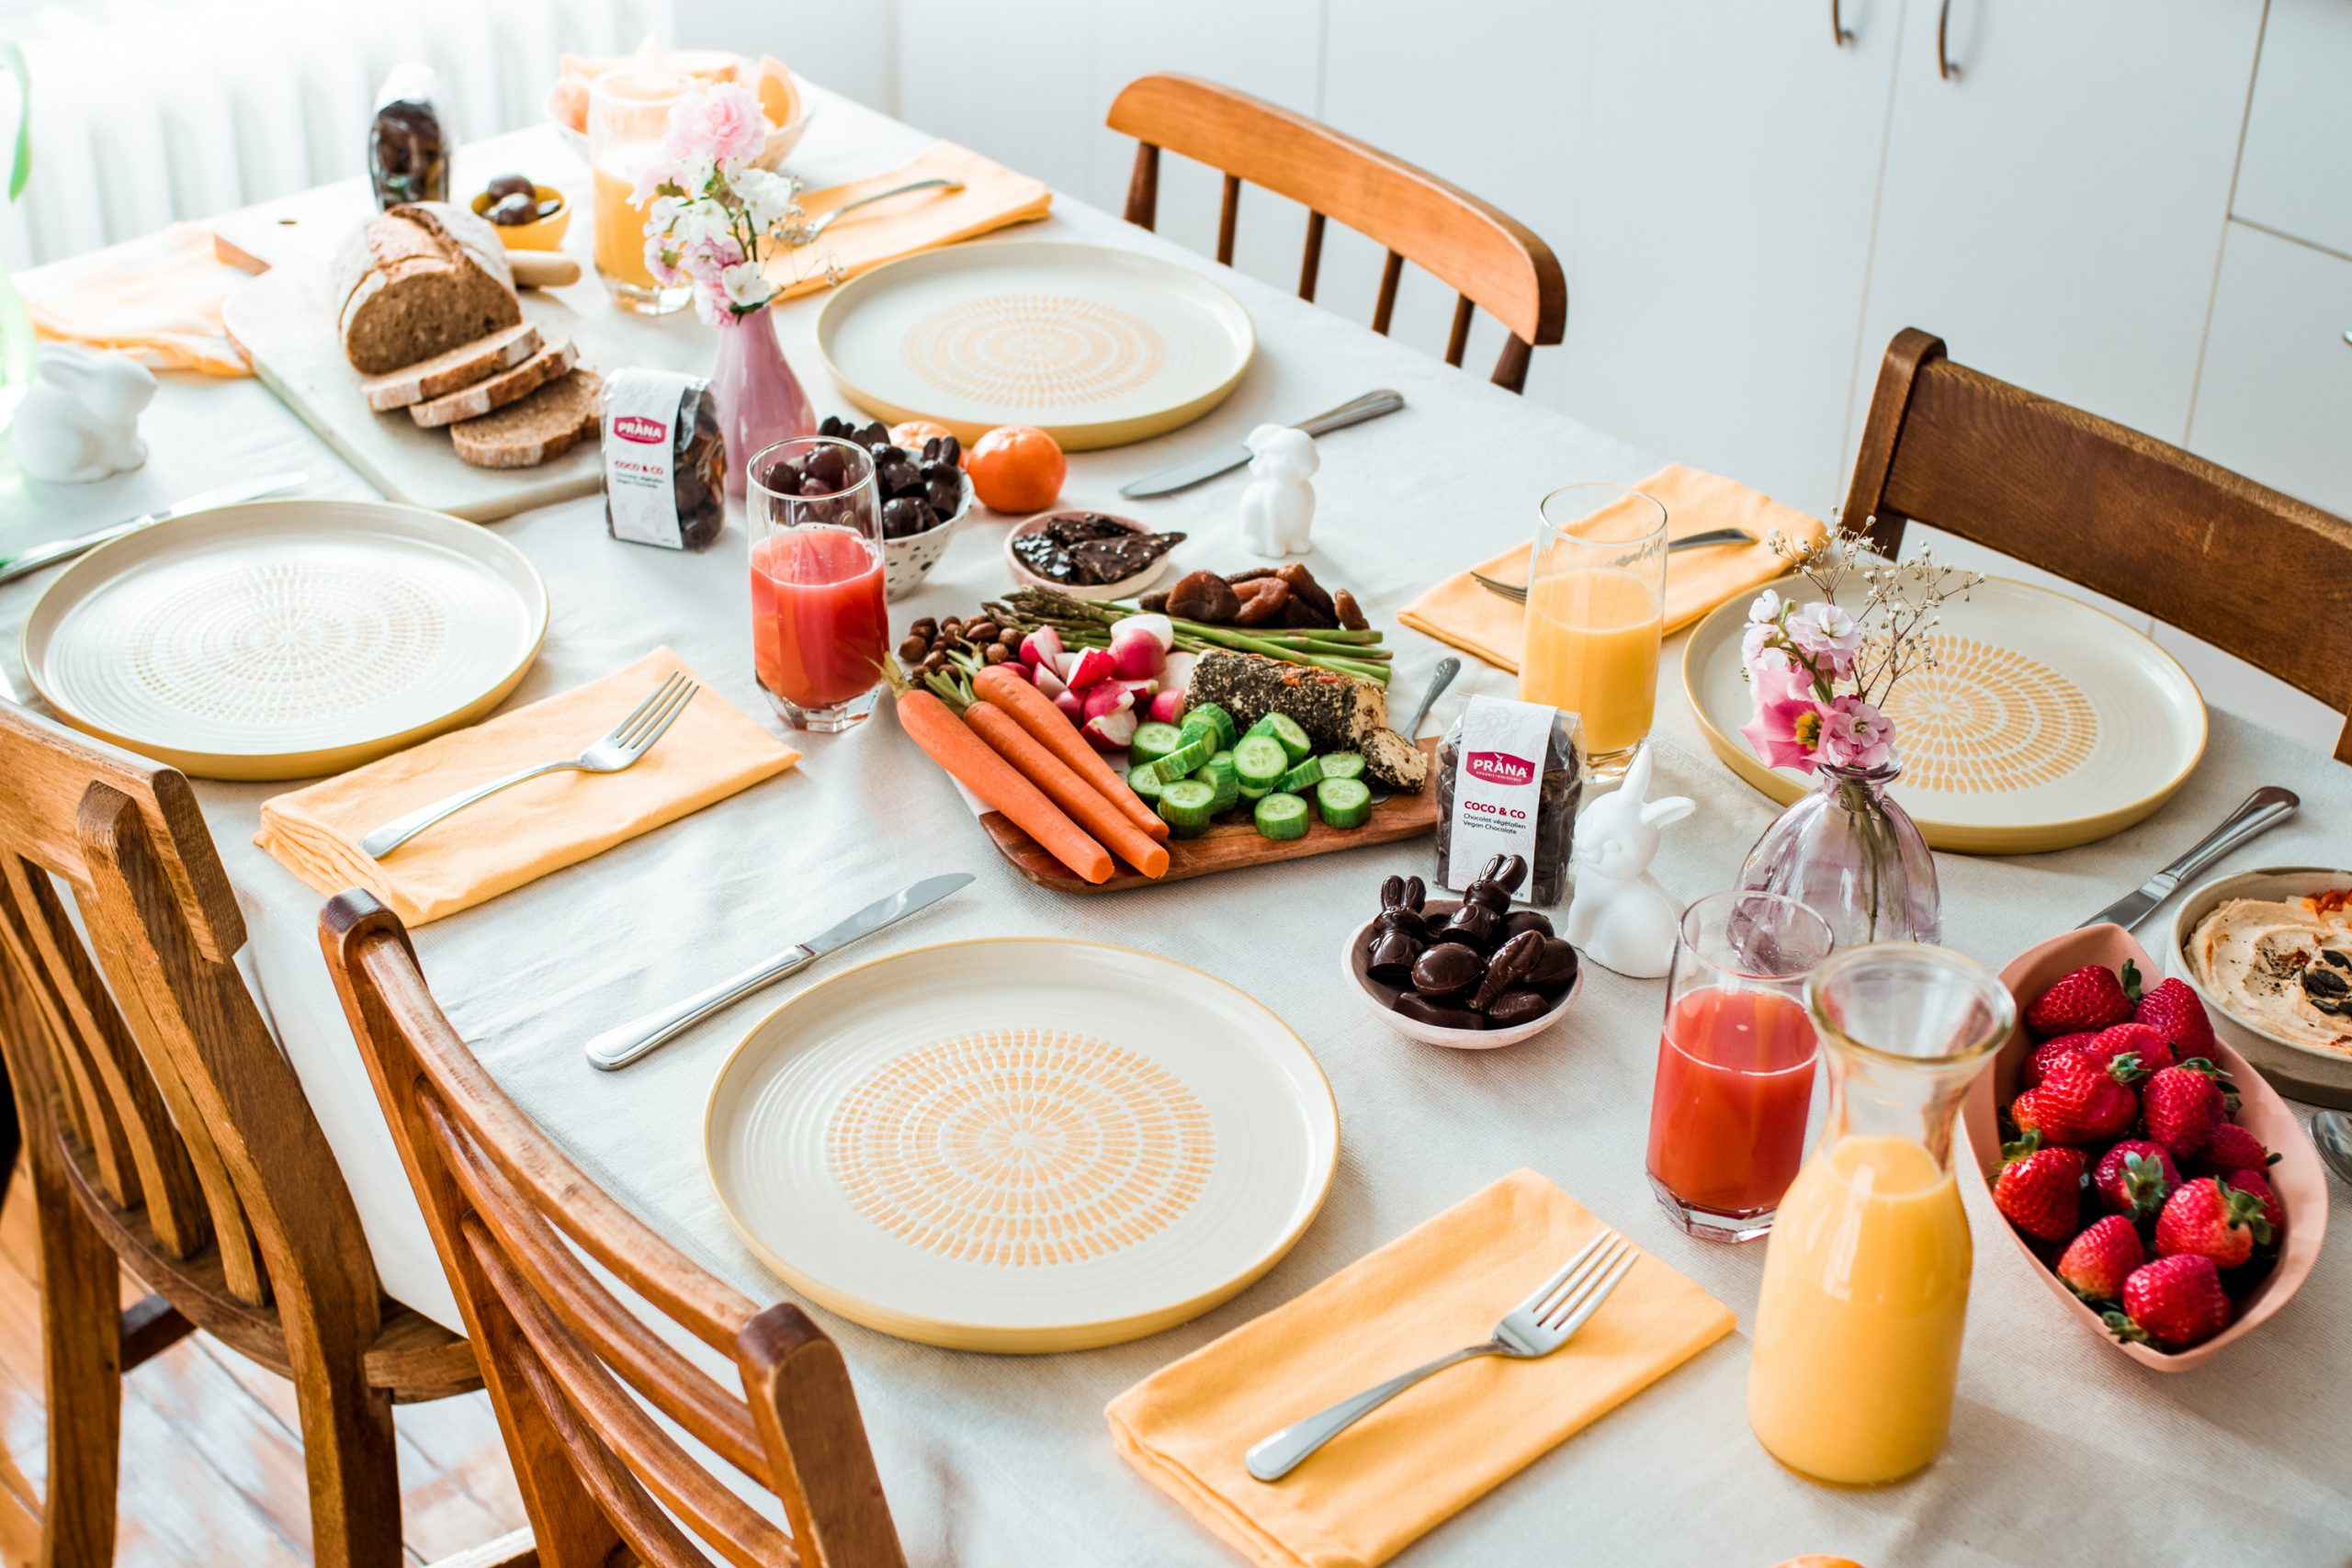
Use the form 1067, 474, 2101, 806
358, 671, 699, 858
1244, 1229, 1637, 1483
1471, 527, 1757, 603
797, 177, 965, 243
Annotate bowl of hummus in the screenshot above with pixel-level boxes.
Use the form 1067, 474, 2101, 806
2172, 869, 2352, 1077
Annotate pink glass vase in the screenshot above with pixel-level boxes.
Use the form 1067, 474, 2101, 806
707, 305, 815, 496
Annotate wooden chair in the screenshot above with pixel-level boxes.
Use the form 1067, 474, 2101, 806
1846, 329, 2352, 764
322, 891, 907, 1568
1107, 73, 1566, 392
0, 700, 499, 1568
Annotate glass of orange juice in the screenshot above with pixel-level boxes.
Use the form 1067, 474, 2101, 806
1518, 481, 1667, 779
1747, 942, 2016, 1487
588, 66, 695, 314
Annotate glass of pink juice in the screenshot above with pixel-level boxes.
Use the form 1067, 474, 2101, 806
1645, 890, 1835, 1242
748, 437, 889, 731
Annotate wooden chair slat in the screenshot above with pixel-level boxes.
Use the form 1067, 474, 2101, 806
1215, 172, 1240, 266
1371, 249, 1403, 336
1124, 141, 1160, 231
1844, 329, 2352, 764
1443, 293, 1474, 368
1298, 209, 1326, 302
0, 857, 130, 1194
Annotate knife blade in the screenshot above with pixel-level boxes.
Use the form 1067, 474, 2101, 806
2077, 786, 2300, 932
0, 470, 308, 585
583, 873, 973, 1070
1118, 389, 1405, 498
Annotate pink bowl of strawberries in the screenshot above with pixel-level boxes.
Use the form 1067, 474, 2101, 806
1962, 922, 2328, 1371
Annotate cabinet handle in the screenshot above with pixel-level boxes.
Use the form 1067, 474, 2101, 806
1937, 0, 1962, 78
1831, 0, 1854, 46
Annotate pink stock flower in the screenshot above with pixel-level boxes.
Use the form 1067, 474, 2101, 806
642, 234, 686, 287
1817, 694, 1895, 771
1740, 686, 1825, 775
667, 83, 766, 166
1786, 602, 1862, 676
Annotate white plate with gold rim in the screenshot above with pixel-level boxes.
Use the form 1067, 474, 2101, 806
1683, 575, 2206, 854
704, 937, 1336, 1352
22, 499, 548, 781
815, 241, 1255, 450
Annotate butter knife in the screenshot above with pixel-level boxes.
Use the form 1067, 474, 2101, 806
583, 873, 972, 1070
1118, 389, 1404, 498
0, 470, 307, 585
2077, 786, 2300, 932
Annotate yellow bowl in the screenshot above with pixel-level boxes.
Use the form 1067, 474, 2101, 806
470, 184, 571, 251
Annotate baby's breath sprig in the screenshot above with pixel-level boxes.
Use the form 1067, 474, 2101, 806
1762, 515, 1983, 708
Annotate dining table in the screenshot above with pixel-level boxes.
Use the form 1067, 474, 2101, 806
3, 83, 2349, 1568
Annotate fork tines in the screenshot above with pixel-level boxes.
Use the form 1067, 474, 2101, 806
616, 671, 697, 753
1524, 1228, 1638, 1333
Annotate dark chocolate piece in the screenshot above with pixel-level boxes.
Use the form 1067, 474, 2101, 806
1484, 987, 1555, 1029
1394, 992, 1487, 1031
1409, 942, 1485, 1000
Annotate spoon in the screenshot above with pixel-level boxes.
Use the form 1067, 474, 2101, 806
2312, 1110, 2352, 1186
1370, 657, 1460, 805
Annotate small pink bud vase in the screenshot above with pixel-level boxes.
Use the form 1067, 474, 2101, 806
708, 304, 814, 496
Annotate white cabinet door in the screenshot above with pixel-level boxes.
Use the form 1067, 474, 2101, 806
2188, 221, 2352, 521
2233, 0, 2352, 260
1849, 0, 2263, 466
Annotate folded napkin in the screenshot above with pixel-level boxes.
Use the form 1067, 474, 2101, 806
765, 140, 1051, 300
255, 649, 797, 926
1107, 1171, 1733, 1568
18, 221, 252, 377
1397, 463, 1826, 673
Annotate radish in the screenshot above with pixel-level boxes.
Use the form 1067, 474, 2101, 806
1114, 676, 1159, 701
1148, 687, 1187, 725
1064, 646, 1116, 691
1109, 613, 1174, 653
1052, 689, 1085, 724
1159, 649, 1198, 693
1081, 706, 1138, 752
989, 659, 1033, 685
1082, 682, 1135, 722
1019, 626, 1063, 669
1110, 629, 1163, 682
1033, 661, 1069, 699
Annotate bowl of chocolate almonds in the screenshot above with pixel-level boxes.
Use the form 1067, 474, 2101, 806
1343, 860, 1582, 1049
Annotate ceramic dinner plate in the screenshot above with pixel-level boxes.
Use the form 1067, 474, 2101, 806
815, 242, 1255, 449
22, 499, 548, 780
1683, 576, 2206, 853
705, 938, 1336, 1352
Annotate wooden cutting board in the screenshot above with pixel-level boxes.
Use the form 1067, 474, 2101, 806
980, 738, 1442, 892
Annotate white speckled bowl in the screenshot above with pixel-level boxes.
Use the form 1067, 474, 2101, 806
882, 473, 973, 601
1341, 900, 1582, 1050
2166, 865, 2352, 1108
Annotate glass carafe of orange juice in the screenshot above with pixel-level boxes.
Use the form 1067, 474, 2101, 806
588, 67, 695, 314
1747, 942, 2016, 1486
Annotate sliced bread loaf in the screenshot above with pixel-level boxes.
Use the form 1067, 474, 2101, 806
449, 369, 604, 469
409, 338, 579, 428
334, 202, 521, 375
360, 321, 542, 411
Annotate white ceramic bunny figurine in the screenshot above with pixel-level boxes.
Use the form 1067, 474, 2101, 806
1563, 746, 1694, 978
12, 344, 156, 483
1238, 423, 1318, 558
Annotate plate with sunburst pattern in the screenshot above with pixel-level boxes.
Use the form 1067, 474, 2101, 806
704, 937, 1336, 1351
1683, 575, 2206, 853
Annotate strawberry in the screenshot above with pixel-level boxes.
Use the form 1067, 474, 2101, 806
2023, 1032, 2096, 1089
2131, 974, 2218, 1058
2224, 1168, 2285, 1240
2077, 1021, 2174, 1077
2193, 1122, 2273, 1178
2027, 960, 2135, 1036
2092, 1138, 2180, 1221
2057, 1214, 2144, 1301
2142, 1059, 2233, 1159
2154, 1176, 2274, 1267
1991, 1134, 2085, 1242
2107, 1255, 2232, 1350
2007, 1089, 2043, 1136
2029, 1050, 2146, 1145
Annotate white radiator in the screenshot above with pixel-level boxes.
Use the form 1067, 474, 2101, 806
0, 0, 673, 269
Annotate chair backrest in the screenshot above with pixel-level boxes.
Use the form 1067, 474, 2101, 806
0, 699, 379, 1322
1106, 73, 1566, 392
1846, 329, 2352, 765
321, 892, 906, 1568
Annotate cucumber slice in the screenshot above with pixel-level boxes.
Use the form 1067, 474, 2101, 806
1125, 761, 1165, 806
1185, 702, 1238, 751
1195, 755, 1240, 814
1159, 778, 1218, 836
1276, 757, 1327, 795
1315, 776, 1372, 829
1238, 782, 1272, 801
1232, 734, 1289, 791
1129, 722, 1185, 767
1246, 711, 1314, 764
1317, 751, 1365, 782
1253, 792, 1310, 841
1156, 733, 1214, 779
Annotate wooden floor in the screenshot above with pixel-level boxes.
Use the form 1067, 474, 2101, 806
0, 1161, 530, 1566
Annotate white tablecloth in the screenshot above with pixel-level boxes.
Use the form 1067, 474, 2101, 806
4, 89, 2348, 1568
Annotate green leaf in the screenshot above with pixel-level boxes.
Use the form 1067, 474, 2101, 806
0, 43, 28, 204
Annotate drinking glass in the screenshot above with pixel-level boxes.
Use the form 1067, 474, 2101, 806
748, 437, 890, 731
1645, 890, 1836, 1242
1518, 481, 1668, 780
588, 67, 694, 314
1747, 942, 2016, 1486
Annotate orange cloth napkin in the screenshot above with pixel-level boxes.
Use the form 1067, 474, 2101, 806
18, 221, 252, 377
764, 140, 1051, 299
255, 649, 797, 926
1106, 1171, 1734, 1568
1397, 463, 1827, 673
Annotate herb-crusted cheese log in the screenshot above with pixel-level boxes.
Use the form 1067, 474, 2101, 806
1184, 650, 1429, 791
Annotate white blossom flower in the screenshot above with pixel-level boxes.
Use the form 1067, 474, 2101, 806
730, 167, 802, 232
719, 259, 775, 312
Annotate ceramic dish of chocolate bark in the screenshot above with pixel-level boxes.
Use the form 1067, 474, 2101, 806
1002, 509, 1185, 602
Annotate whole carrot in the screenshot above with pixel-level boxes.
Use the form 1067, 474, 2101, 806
966, 702, 1170, 879
973, 664, 1168, 840
895, 688, 1114, 884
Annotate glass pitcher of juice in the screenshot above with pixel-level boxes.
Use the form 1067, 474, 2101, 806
588, 66, 695, 315
747, 436, 890, 731
1747, 942, 2016, 1486
1518, 482, 1667, 781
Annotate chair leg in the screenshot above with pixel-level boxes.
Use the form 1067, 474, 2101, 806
285, 1339, 404, 1568
30, 1151, 122, 1568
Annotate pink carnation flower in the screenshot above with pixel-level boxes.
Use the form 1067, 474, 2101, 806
1817, 694, 1895, 772
667, 83, 767, 166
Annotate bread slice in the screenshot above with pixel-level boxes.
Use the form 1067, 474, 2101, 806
409, 339, 578, 428
449, 369, 603, 469
360, 321, 542, 411
333, 202, 521, 375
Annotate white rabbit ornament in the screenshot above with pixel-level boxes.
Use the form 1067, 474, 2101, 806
1563, 746, 1694, 978
12, 344, 155, 483
1238, 423, 1317, 558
